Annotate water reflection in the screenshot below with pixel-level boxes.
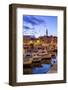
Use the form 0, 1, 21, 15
32, 64, 51, 74
32, 57, 57, 74
23, 57, 57, 74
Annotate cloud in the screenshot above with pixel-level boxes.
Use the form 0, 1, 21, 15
24, 26, 34, 30
31, 16, 45, 24
23, 15, 45, 26
23, 15, 46, 37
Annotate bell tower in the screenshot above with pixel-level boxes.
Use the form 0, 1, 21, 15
46, 28, 48, 36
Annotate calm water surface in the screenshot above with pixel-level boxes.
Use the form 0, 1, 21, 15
32, 57, 57, 74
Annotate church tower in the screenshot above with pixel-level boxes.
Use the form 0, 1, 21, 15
46, 28, 48, 36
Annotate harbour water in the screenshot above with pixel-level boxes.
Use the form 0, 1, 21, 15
32, 57, 57, 74
23, 56, 57, 74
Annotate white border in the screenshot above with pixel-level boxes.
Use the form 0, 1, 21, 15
16, 8, 64, 82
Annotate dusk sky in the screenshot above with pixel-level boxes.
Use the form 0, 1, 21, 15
23, 15, 57, 38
